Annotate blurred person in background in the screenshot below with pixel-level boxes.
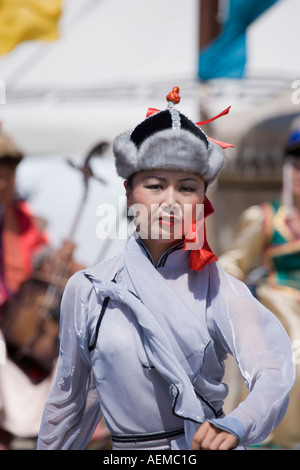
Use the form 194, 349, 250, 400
0, 130, 48, 304
219, 116, 300, 449
0, 129, 52, 449
0, 129, 109, 449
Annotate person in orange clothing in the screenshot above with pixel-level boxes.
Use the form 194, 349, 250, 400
0, 130, 91, 450
0, 131, 48, 305
0, 130, 51, 449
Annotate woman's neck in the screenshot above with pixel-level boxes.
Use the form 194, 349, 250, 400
141, 238, 183, 265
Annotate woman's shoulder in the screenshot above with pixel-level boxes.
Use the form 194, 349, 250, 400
212, 261, 250, 296
84, 252, 124, 280
64, 252, 124, 294
63, 253, 123, 304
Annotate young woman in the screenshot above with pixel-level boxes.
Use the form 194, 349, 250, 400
37, 88, 294, 451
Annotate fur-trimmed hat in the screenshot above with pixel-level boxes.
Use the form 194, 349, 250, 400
113, 87, 233, 184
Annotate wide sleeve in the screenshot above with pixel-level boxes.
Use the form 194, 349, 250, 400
218, 205, 269, 281
36, 271, 103, 450
208, 265, 295, 447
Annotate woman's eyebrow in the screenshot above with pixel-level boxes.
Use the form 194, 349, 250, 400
178, 177, 199, 182
142, 175, 167, 181
141, 176, 200, 183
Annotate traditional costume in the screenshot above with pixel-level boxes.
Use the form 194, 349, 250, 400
0, 132, 48, 304
219, 117, 300, 448
0, 132, 53, 447
37, 88, 294, 450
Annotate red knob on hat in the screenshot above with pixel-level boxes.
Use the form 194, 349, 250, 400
166, 86, 180, 105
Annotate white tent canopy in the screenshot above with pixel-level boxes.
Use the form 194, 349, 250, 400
0, 0, 200, 155
0, 0, 299, 155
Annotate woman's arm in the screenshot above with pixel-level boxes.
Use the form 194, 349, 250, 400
37, 272, 103, 450
207, 265, 295, 447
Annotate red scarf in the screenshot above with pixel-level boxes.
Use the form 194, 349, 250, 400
184, 197, 218, 271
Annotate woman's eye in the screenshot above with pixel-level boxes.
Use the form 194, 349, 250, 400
180, 186, 196, 192
145, 184, 163, 190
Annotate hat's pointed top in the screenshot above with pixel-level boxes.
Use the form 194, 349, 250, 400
166, 86, 181, 107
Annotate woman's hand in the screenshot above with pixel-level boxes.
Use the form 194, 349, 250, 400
191, 421, 238, 450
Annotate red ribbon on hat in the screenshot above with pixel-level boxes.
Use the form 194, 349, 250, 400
184, 197, 218, 271
196, 106, 234, 149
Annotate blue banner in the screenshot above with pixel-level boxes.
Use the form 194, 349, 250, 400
199, 0, 280, 80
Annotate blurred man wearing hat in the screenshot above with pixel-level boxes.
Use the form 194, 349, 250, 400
0, 130, 85, 449
0, 130, 52, 449
0, 130, 48, 306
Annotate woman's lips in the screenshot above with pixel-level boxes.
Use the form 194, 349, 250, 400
158, 216, 179, 226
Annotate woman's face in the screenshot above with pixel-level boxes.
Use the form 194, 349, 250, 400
125, 170, 205, 252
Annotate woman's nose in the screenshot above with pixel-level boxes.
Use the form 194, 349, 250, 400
164, 186, 176, 206
160, 187, 181, 215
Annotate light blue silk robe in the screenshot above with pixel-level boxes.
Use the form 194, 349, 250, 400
37, 236, 294, 450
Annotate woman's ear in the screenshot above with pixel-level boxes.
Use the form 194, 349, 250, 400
124, 180, 131, 207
